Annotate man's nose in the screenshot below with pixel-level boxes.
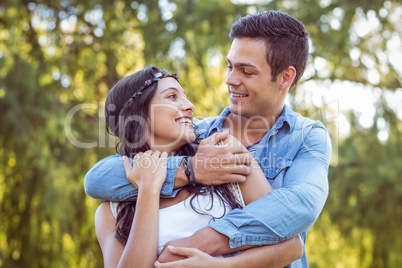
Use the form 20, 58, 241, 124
225, 69, 241, 87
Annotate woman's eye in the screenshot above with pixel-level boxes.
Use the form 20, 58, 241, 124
167, 94, 176, 100
226, 65, 233, 70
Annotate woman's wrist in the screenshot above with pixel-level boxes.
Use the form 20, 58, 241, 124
137, 185, 161, 197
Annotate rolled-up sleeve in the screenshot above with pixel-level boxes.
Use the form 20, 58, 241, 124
84, 154, 184, 201
208, 124, 331, 247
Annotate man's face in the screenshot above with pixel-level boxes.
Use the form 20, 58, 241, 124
225, 38, 283, 120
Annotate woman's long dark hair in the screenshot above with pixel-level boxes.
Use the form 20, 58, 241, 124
105, 66, 241, 245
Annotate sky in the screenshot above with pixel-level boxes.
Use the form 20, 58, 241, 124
290, 80, 402, 142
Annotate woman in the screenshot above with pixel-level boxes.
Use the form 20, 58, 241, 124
94, 66, 302, 267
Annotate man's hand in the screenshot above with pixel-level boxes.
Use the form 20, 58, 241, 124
193, 131, 251, 185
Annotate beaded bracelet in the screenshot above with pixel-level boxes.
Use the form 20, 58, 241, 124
188, 156, 197, 185
183, 156, 196, 187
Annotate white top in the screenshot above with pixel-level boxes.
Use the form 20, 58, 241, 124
110, 193, 233, 255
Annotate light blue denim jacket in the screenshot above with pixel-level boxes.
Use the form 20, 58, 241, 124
84, 104, 331, 268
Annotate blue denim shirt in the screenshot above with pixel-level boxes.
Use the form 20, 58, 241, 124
84, 104, 331, 267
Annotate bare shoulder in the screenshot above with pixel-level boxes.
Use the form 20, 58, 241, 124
95, 202, 115, 237
95, 202, 112, 221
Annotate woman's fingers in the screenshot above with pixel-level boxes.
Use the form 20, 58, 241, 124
153, 246, 194, 268
144, 150, 153, 156
123, 156, 132, 175
154, 246, 216, 268
133, 153, 141, 165
154, 260, 176, 268
167, 246, 197, 257
160, 151, 168, 160
152, 150, 161, 157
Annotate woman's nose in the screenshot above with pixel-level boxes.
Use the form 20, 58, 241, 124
181, 98, 195, 112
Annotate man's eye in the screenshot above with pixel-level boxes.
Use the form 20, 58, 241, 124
242, 69, 253, 75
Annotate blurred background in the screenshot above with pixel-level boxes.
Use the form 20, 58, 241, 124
0, 0, 401, 267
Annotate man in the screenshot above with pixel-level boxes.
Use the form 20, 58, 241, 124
85, 11, 331, 267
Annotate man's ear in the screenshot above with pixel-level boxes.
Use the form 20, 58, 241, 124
279, 66, 296, 91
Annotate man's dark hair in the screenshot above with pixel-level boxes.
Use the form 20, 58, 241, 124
229, 10, 309, 89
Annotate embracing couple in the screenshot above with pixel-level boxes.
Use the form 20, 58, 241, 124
84, 10, 331, 268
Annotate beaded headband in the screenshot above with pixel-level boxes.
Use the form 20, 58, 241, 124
125, 71, 179, 105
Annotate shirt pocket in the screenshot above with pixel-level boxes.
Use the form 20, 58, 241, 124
261, 158, 293, 179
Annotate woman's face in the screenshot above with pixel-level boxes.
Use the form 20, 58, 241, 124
147, 77, 196, 153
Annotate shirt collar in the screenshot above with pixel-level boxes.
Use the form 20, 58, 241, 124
275, 104, 295, 133
209, 105, 295, 135
207, 107, 231, 136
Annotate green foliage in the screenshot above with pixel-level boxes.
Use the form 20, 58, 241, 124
0, 0, 401, 267
306, 104, 402, 267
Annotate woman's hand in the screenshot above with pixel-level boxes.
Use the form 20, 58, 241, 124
123, 150, 168, 191
154, 246, 223, 268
